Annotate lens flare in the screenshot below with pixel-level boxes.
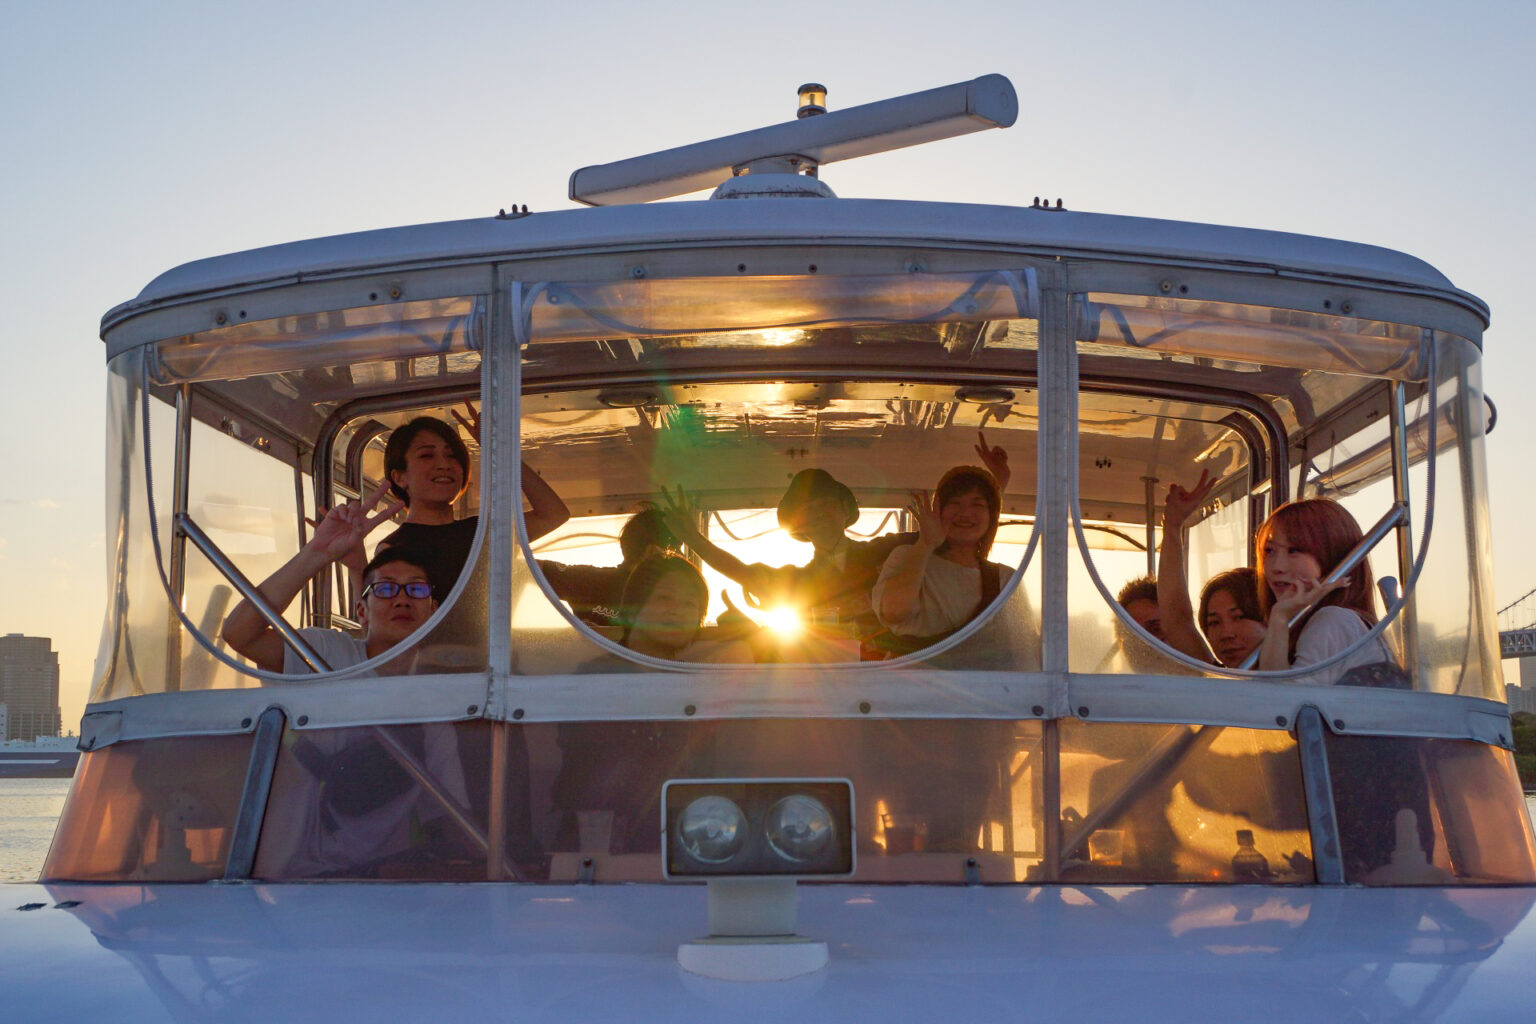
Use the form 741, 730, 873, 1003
761, 606, 803, 638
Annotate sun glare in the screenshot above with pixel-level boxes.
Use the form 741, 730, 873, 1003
761, 605, 803, 638
758, 328, 804, 347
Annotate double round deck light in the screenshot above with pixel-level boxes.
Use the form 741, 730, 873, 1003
677, 796, 748, 864
765, 794, 834, 863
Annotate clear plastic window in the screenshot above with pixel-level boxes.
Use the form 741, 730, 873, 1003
1058, 721, 1312, 883
518, 380, 1039, 669
536, 718, 1045, 884
43, 734, 254, 882
255, 722, 500, 880
1074, 294, 1496, 694
515, 269, 1042, 671
92, 297, 485, 701
1326, 733, 1536, 883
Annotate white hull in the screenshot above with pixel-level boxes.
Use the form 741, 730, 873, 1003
6, 881, 1533, 1021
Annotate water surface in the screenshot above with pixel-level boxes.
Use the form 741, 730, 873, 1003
0, 777, 70, 882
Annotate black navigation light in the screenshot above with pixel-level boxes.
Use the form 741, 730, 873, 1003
662, 778, 854, 879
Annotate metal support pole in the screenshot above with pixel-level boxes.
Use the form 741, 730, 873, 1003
1294, 706, 1345, 884
165, 384, 194, 690
1389, 381, 1420, 672
223, 707, 286, 880
491, 282, 518, 682
487, 723, 510, 880
1040, 718, 1061, 880
1039, 283, 1073, 676
1142, 476, 1158, 577
175, 512, 332, 673
1036, 276, 1071, 881
292, 461, 313, 628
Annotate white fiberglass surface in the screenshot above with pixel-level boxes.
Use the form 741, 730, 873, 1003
7, 882, 1536, 1021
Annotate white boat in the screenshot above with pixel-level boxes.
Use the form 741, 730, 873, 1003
6, 75, 1534, 1020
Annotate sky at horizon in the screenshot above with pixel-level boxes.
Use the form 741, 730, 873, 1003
2, 0, 1534, 728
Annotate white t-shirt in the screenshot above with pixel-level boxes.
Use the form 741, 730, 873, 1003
282, 628, 370, 675
257, 721, 470, 877
1288, 606, 1393, 686
872, 552, 999, 637
264, 628, 470, 877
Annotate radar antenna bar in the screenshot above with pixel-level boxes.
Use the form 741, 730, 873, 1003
569, 73, 1017, 207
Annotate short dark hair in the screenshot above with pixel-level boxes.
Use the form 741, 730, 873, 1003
1116, 575, 1158, 608
619, 505, 680, 564
363, 545, 439, 599
618, 551, 708, 646
1199, 567, 1263, 633
383, 417, 471, 506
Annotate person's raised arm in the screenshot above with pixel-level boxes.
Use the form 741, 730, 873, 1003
221, 481, 403, 673
521, 461, 570, 541
973, 430, 1011, 494
875, 490, 944, 625
658, 486, 776, 597
1156, 471, 1218, 665
449, 399, 570, 541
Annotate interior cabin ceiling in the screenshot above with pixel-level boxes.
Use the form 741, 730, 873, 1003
516, 382, 1241, 525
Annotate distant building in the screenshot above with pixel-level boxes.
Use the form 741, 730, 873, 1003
0, 704, 8, 739
1507, 681, 1536, 716
0, 634, 61, 740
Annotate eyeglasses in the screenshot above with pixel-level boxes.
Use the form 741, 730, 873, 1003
361, 580, 433, 600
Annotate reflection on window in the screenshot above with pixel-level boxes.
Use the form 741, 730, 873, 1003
256, 722, 496, 881
1058, 722, 1311, 883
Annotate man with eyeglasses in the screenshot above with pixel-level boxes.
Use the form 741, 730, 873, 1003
222, 481, 440, 675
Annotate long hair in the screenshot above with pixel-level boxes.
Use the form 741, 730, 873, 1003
617, 550, 708, 647
933, 465, 1001, 561
1198, 567, 1263, 636
1257, 499, 1376, 626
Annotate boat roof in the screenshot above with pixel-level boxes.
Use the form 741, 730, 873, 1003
101, 197, 1488, 336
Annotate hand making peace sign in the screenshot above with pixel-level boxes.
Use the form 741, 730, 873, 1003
308, 480, 405, 563
973, 429, 1011, 493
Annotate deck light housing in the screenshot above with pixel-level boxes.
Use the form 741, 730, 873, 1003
666, 779, 854, 981
663, 778, 854, 879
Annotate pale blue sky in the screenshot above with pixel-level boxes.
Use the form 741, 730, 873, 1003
2, 0, 1533, 726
